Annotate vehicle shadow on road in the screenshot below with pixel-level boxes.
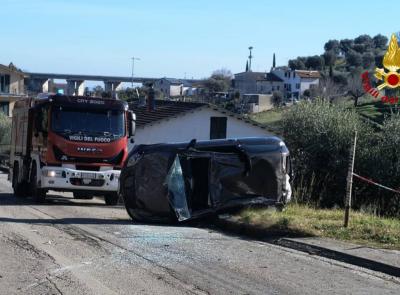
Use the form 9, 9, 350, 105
0, 192, 120, 208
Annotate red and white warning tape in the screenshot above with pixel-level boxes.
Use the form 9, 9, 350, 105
353, 173, 400, 194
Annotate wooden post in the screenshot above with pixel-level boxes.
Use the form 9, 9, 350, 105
344, 131, 357, 228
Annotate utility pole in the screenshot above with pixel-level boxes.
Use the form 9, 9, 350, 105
344, 131, 358, 228
248, 46, 253, 72
131, 57, 141, 88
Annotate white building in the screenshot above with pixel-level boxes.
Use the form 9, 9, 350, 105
234, 72, 284, 95
129, 100, 274, 146
154, 78, 192, 98
0, 63, 26, 117
271, 68, 320, 99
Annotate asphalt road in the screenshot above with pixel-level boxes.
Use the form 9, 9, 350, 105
0, 172, 398, 295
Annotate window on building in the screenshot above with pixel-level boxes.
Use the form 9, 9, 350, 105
296, 83, 300, 89
0, 74, 11, 93
288, 72, 291, 78
277, 86, 280, 90
210, 117, 227, 140
0, 102, 9, 116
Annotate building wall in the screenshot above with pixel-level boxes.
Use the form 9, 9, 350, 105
300, 77, 319, 94
256, 80, 283, 94
132, 107, 271, 147
154, 79, 171, 97
0, 66, 24, 95
234, 72, 259, 94
0, 64, 26, 117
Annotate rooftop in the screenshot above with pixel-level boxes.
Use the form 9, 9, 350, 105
128, 99, 273, 133
295, 70, 321, 78
129, 100, 206, 127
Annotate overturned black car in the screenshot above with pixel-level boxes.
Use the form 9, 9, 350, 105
120, 137, 292, 223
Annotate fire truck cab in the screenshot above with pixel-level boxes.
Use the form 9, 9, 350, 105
9, 94, 135, 205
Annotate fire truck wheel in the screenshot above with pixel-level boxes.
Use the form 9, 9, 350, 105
30, 162, 46, 203
12, 162, 27, 198
104, 193, 119, 206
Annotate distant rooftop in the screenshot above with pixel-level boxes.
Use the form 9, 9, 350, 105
129, 100, 206, 127
295, 70, 321, 78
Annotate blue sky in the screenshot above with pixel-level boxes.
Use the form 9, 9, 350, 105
1, 0, 398, 80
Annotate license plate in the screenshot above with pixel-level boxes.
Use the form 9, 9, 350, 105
81, 172, 96, 179
82, 179, 92, 185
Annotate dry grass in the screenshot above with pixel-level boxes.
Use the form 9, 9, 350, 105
237, 204, 400, 250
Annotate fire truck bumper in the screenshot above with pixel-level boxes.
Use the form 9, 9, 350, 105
41, 167, 120, 192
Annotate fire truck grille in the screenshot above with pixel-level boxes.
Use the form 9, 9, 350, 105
70, 178, 105, 187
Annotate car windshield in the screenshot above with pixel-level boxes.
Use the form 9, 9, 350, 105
51, 106, 125, 137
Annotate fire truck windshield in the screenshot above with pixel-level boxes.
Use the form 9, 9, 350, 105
51, 107, 125, 139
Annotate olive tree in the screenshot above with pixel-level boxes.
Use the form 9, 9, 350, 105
282, 99, 372, 206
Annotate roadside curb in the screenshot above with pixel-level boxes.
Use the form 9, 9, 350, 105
215, 215, 400, 278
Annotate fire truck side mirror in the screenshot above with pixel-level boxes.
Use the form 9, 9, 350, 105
127, 111, 136, 137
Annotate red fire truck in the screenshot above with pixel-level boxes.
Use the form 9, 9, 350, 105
8, 94, 135, 205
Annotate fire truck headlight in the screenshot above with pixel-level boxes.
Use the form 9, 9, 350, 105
44, 170, 63, 178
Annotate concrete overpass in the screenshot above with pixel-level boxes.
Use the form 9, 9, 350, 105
25, 72, 199, 97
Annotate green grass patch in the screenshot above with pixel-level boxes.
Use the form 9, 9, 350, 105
356, 99, 400, 125
237, 204, 400, 250
250, 108, 286, 134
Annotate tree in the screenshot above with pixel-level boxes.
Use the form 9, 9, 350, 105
373, 34, 388, 49
272, 90, 283, 107
323, 50, 337, 66
346, 50, 363, 67
324, 40, 340, 55
93, 85, 104, 97
310, 77, 344, 101
354, 34, 373, 49
332, 73, 347, 85
204, 68, 232, 93
362, 52, 375, 68
352, 44, 367, 54
340, 39, 354, 54
0, 112, 11, 149
305, 55, 325, 70
347, 73, 364, 107
212, 68, 233, 79
282, 99, 371, 206
272, 53, 276, 68
289, 58, 306, 70
375, 52, 385, 68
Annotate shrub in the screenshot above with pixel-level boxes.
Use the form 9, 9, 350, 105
355, 113, 400, 216
282, 99, 373, 207
0, 112, 11, 146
